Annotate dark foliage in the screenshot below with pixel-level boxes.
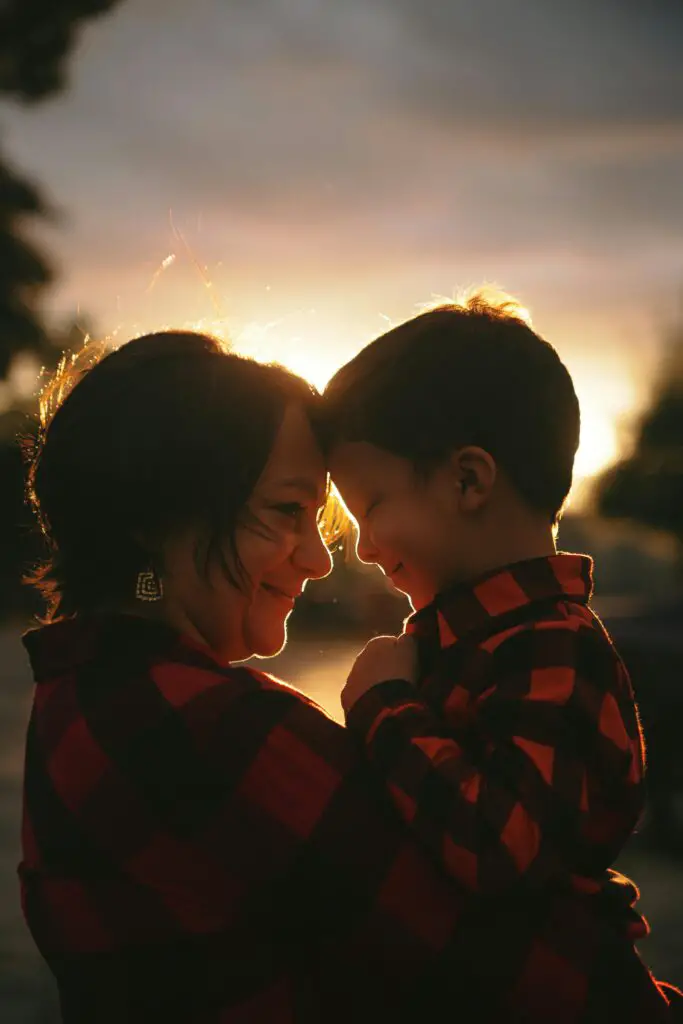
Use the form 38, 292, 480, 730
597, 315, 683, 543
0, 1, 123, 101
0, 0, 124, 616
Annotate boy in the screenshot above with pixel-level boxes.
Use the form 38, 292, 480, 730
323, 292, 682, 1020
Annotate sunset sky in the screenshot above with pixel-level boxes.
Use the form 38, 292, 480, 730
3, 0, 683, 493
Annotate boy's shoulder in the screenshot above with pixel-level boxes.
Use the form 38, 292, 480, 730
479, 597, 625, 680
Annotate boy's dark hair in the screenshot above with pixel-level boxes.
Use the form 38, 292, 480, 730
25, 330, 332, 620
323, 291, 580, 523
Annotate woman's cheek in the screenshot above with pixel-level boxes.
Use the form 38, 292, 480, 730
255, 513, 298, 557
234, 524, 284, 583
266, 522, 300, 563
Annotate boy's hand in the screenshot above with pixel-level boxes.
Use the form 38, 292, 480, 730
342, 634, 418, 715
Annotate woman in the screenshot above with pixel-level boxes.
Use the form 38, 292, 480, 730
18, 330, 468, 1024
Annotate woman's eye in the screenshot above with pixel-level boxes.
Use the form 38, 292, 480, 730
273, 502, 306, 520
364, 498, 381, 518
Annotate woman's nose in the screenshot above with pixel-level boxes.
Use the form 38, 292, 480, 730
296, 521, 333, 580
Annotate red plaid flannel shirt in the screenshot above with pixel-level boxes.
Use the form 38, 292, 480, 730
346, 553, 682, 1019
19, 607, 676, 1022
19, 614, 476, 1023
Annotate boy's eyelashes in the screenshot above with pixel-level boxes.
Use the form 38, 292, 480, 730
363, 498, 382, 518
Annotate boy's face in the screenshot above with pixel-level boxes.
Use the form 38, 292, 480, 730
329, 441, 472, 611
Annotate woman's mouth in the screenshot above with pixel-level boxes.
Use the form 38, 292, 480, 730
260, 582, 296, 603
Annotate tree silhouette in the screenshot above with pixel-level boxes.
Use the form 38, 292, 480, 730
0, 153, 53, 378
596, 311, 683, 543
0, 0, 124, 618
0, 1, 123, 102
0, 0, 124, 382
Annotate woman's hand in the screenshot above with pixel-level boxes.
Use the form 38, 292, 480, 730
342, 634, 418, 715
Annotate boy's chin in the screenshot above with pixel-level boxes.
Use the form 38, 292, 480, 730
403, 583, 436, 613
387, 576, 418, 605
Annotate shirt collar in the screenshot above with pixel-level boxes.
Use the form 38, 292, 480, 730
22, 613, 222, 683
405, 553, 594, 650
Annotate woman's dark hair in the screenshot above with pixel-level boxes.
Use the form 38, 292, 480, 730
323, 291, 581, 524
25, 330, 335, 620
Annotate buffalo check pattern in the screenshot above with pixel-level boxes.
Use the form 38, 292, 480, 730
19, 603, 678, 1022
346, 553, 683, 1019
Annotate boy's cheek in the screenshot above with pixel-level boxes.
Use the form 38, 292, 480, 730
375, 513, 432, 568
373, 510, 412, 554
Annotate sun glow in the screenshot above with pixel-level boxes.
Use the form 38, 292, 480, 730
229, 322, 637, 491
569, 370, 639, 505
236, 319, 343, 391
161, 313, 639, 507
179, 314, 350, 392
574, 408, 620, 481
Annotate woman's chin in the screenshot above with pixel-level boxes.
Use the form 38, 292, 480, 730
248, 619, 289, 660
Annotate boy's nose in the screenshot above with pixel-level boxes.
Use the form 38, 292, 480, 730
355, 526, 380, 566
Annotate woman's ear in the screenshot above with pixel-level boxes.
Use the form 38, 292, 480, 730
450, 446, 497, 511
130, 531, 167, 572
131, 531, 155, 557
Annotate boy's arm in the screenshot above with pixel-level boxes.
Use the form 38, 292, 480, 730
344, 624, 645, 896
196, 670, 462, 954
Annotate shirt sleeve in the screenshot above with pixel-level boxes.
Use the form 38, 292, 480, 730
198, 672, 462, 955
343, 623, 646, 896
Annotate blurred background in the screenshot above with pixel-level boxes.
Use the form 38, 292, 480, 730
1, 1, 683, 1019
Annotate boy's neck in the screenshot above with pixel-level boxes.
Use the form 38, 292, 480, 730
454, 516, 558, 590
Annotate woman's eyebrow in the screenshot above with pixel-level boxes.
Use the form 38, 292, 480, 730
275, 477, 325, 501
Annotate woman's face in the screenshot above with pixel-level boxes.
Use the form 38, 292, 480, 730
162, 402, 332, 662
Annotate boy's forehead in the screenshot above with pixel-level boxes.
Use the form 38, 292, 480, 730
329, 441, 406, 488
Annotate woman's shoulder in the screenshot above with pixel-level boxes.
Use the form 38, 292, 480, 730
148, 655, 351, 779
241, 663, 325, 709
149, 654, 329, 719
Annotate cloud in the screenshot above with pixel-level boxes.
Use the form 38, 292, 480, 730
1, 0, 680, 348
387, 0, 683, 122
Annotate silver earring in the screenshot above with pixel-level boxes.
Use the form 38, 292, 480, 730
135, 568, 164, 602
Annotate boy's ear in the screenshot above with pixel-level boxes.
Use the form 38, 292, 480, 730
449, 446, 497, 511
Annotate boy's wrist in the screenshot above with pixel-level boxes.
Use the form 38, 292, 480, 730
344, 678, 423, 743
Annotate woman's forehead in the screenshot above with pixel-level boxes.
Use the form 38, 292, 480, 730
257, 403, 327, 496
